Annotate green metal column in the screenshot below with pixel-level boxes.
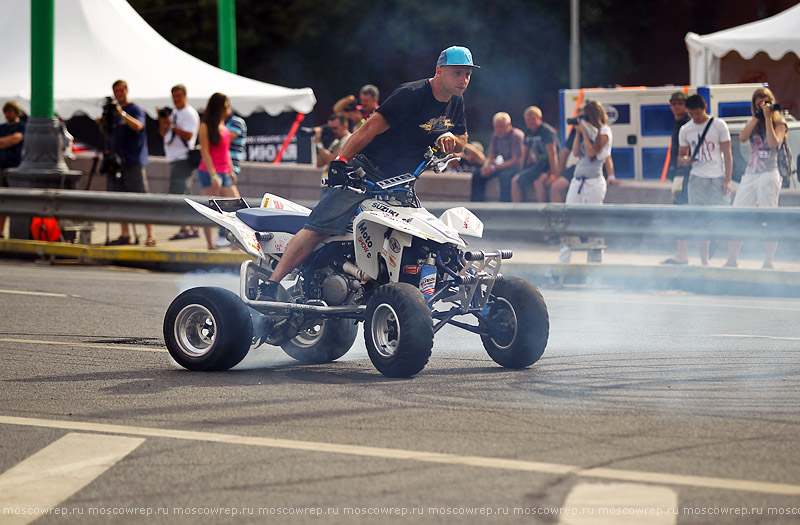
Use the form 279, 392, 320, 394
218, 0, 237, 73
31, 0, 55, 118
7, 0, 81, 239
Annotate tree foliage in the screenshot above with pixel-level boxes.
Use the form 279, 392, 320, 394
128, 0, 796, 142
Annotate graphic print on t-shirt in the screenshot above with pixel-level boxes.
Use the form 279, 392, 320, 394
419, 116, 455, 134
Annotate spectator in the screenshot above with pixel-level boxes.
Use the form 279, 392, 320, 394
678, 94, 732, 266
103, 80, 156, 246
558, 99, 616, 263
315, 114, 351, 192
661, 91, 692, 265
725, 87, 786, 269
259, 45, 476, 300
511, 106, 560, 202
158, 84, 200, 241
447, 141, 485, 174
0, 101, 25, 237
197, 93, 240, 250
333, 84, 380, 131
215, 112, 248, 247
473, 112, 524, 202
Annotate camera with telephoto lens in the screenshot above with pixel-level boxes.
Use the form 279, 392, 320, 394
101, 96, 118, 134
158, 106, 173, 118
99, 97, 123, 179
566, 114, 588, 126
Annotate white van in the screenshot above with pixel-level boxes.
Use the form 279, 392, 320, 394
725, 114, 799, 190
558, 83, 774, 181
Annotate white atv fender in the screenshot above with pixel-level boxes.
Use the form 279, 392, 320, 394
260, 193, 312, 214
439, 206, 484, 238
185, 198, 262, 258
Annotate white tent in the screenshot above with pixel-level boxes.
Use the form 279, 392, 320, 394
0, 0, 316, 119
685, 3, 800, 116
685, 3, 800, 84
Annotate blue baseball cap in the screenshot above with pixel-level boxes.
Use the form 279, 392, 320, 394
436, 46, 480, 68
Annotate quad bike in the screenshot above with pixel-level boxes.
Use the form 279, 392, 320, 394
164, 148, 549, 377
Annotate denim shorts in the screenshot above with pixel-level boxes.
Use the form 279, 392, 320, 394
197, 169, 234, 188
305, 187, 367, 235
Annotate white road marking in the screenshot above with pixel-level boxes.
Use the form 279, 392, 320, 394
712, 334, 800, 342
0, 338, 166, 353
560, 483, 678, 525
0, 432, 144, 525
0, 415, 798, 496
0, 289, 71, 298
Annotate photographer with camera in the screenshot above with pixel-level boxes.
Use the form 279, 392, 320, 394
725, 87, 787, 269
158, 84, 201, 241
333, 84, 380, 131
558, 100, 617, 263
99, 80, 155, 246
314, 114, 351, 194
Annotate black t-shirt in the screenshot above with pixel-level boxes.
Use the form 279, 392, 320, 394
670, 114, 691, 168
523, 122, 559, 173
361, 79, 467, 178
0, 120, 26, 169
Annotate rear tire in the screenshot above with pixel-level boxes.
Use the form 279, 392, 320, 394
364, 283, 433, 378
480, 277, 548, 368
281, 318, 358, 364
164, 287, 253, 371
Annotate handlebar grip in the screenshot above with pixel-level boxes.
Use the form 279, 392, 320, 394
463, 251, 485, 261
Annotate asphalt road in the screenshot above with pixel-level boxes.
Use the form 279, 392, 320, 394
1, 260, 799, 524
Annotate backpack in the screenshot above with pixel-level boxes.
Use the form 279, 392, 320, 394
777, 137, 794, 187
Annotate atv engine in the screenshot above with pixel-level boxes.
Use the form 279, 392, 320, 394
316, 267, 363, 305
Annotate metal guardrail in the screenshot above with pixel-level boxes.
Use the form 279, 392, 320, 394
1, 188, 798, 241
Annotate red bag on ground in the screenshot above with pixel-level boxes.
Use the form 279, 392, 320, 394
30, 217, 61, 241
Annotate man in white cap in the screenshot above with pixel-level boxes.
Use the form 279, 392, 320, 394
261, 45, 478, 299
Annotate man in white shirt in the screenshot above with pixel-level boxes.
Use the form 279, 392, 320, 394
678, 94, 732, 265
158, 84, 200, 239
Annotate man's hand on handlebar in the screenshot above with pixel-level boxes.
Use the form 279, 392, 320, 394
436, 132, 457, 154
327, 159, 348, 187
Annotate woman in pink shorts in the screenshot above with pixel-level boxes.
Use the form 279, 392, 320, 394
197, 92, 241, 249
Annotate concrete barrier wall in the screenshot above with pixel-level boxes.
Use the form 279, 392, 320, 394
66, 155, 800, 206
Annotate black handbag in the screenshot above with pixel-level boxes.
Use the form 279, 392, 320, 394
187, 148, 202, 170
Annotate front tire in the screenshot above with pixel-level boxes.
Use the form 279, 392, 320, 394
480, 277, 549, 368
364, 283, 434, 378
164, 287, 253, 371
281, 318, 358, 364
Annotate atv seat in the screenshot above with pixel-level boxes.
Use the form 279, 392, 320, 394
235, 208, 309, 234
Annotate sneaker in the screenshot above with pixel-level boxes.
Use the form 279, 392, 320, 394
259, 281, 280, 301
215, 235, 231, 248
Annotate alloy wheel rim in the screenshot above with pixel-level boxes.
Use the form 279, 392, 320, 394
371, 304, 400, 358
174, 304, 216, 357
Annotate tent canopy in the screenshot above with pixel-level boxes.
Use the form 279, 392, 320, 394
685, 3, 800, 85
0, 0, 316, 119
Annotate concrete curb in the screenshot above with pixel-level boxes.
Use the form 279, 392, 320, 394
0, 239, 249, 270
2, 239, 798, 296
